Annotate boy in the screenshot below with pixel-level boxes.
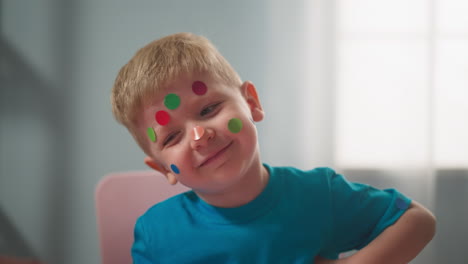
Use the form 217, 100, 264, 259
111, 32, 436, 263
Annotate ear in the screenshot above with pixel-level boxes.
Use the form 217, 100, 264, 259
241, 81, 264, 122
144, 156, 178, 185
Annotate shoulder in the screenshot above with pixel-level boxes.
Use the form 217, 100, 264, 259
132, 191, 195, 259
264, 164, 341, 198
138, 191, 194, 224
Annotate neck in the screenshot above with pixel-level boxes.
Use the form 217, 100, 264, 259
197, 158, 269, 208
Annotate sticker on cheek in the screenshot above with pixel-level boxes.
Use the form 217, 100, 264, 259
192, 126, 205, 141
147, 127, 157, 142
164, 93, 181, 110
155, 110, 170, 126
228, 118, 243, 133
192, 81, 207, 95
170, 164, 180, 174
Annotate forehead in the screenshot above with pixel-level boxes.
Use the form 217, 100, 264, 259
140, 73, 235, 122
152, 73, 220, 104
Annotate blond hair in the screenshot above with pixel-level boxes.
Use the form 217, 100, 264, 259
111, 32, 242, 155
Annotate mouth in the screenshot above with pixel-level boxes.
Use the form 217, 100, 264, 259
198, 141, 233, 168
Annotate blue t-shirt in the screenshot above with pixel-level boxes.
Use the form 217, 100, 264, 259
132, 164, 411, 263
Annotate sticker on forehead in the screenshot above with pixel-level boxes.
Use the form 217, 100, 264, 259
192, 126, 205, 141
164, 93, 181, 110
192, 81, 207, 96
147, 127, 157, 142
155, 110, 170, 126
170, 164, 180, 174
228, 118, 243, 133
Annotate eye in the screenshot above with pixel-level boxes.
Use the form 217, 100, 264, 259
200, 102, 222, 117
163, 131, 180, 146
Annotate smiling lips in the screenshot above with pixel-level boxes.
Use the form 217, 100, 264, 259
198, 141, 233, 167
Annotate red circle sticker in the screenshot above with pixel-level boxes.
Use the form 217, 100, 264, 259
155, 110, 170, 126
192, 81, 207, 95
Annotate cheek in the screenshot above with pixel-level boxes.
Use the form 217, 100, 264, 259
219, 105, 251, 133
225, 115, 257, 146
164, 147, 194, 173
170, 164, 180, 174
240, 121, 258, 147
227, 118, 243, 134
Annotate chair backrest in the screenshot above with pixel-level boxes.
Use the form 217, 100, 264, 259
95, 170, 189, 264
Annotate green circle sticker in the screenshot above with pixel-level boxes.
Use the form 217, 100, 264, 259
147, 127, 157, 142
164, 93, 181, 110
228, 118, 243, 133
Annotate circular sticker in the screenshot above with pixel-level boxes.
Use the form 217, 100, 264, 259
147, 127, 157, 142
192, 81, 207, 96
170, 164, 180, 174
155, 110, 170, 126
164, 93, 181, 110
228, 118, 243, 133
192, 126, 205, 141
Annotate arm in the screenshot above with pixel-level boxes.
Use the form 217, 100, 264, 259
132, 218, 154, 264
316, 201, 436, 264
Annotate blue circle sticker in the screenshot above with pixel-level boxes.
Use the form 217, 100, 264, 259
170, 164, 180, 174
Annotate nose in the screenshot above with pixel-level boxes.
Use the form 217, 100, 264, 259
192, 126, 205, 141
190, 125, 214, 150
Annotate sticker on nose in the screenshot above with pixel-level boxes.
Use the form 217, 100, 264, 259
164, 93, 181, 110
192, 126, 205, 141
170, 164, 180, 174
228, 118, 243, 133
147, 127, 157, 142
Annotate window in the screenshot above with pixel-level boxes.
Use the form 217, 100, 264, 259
334, 0, 468, 169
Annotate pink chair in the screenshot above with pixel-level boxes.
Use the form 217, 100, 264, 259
95, 171, 189, 264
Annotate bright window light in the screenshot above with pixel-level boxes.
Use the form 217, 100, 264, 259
335, 39, 430, 168
434, 39, 468, 167
337, 0, 428, 34
437, 0, 468, 34
335, 0, 468, 168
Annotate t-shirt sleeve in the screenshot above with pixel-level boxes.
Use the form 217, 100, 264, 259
132, 216, 154, 264
319, 168, 412, 259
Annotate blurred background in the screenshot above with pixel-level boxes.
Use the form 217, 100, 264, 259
1, 0, 467, 263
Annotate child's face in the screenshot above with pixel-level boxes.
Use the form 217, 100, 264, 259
138, 72, 264, 195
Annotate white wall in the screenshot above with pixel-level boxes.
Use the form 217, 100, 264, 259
1, 1, 333, 263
